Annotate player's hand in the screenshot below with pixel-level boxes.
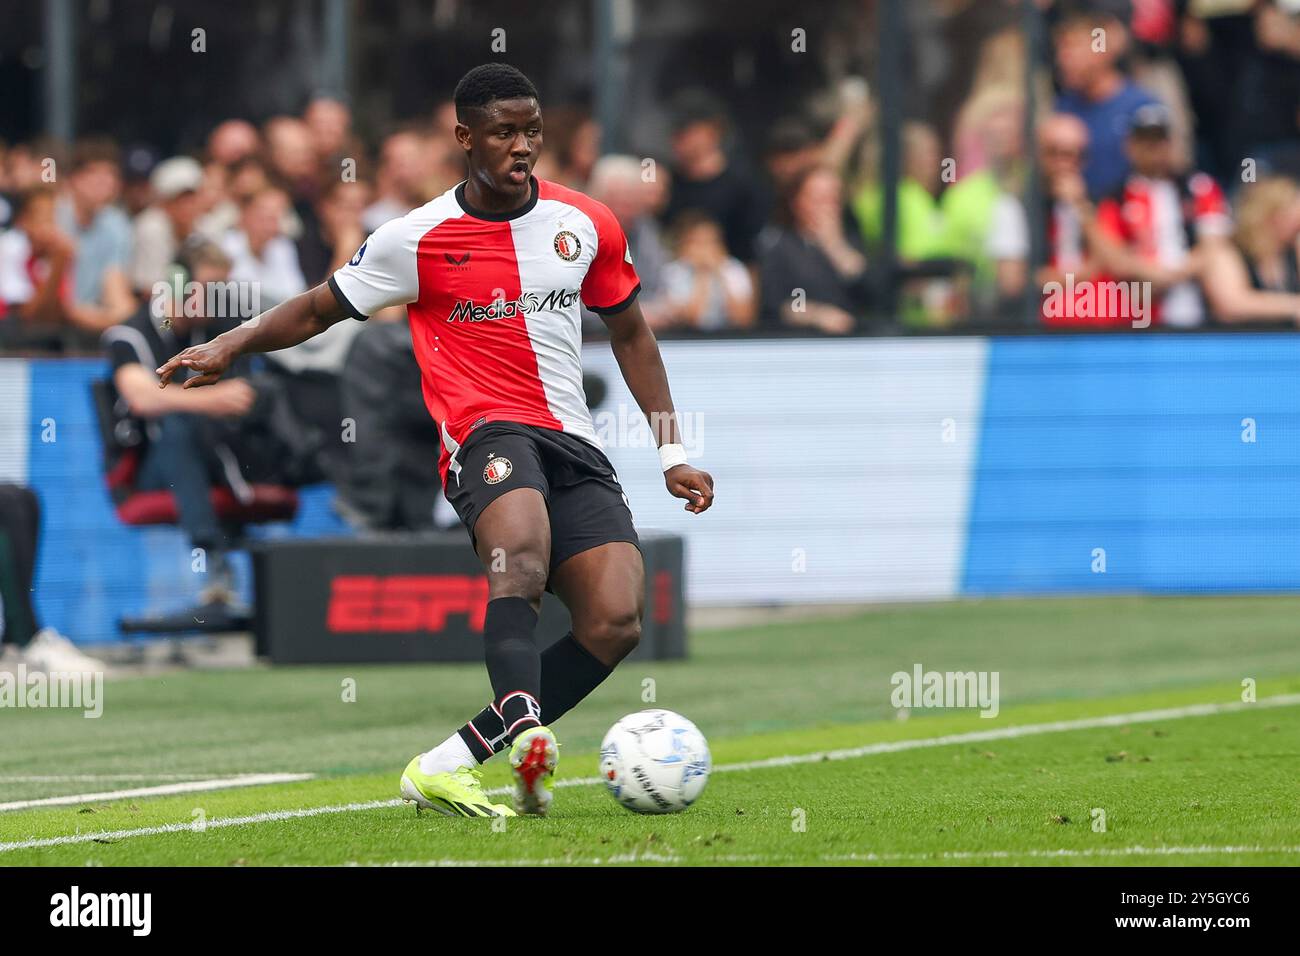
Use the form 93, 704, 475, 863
157, 338, 238, 388
666, 464, 714, 514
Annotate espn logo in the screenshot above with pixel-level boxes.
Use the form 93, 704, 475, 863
326, 575, 490, 633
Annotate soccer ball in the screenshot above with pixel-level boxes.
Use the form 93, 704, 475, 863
599, 709, 711, 814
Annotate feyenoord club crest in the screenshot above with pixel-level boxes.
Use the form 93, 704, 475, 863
483, 455, 512, 484
553, 230, 581, 261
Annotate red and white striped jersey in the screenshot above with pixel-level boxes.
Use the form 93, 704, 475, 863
329, 177, 640, 486
1095, 172, 1231, 326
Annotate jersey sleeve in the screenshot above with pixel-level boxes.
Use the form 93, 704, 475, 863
328, 216, 419, 319
1094, 197, 1125, 243
580, 201, 641, 315
1189, 173, 1232, 238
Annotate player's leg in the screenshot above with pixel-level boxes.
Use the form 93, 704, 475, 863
444, 541, 642, 814
408, 488, 550, 740
465, 485, 560, 815
420, 428, 637, 812
401, 487, 552, 816
545, 538, 646, 696
455, 540, 642, 748
452, 504, 642, 764
401, 429, 554, 816
470, 485, 552, 735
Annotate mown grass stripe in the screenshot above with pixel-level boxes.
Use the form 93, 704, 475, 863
5, 693, 1294, 854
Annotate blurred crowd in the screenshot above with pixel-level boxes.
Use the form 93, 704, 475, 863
6, 1, 1300, 351
6, 0, 1300, 651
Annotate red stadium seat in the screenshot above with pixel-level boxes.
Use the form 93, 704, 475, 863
98, 412, 299, 527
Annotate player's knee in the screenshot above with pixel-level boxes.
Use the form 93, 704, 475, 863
487, 550, 549, 603
588, 607, 641, 662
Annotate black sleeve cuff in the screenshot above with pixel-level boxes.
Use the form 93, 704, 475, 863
587, 283, 642, 317
328, 275, 368, 320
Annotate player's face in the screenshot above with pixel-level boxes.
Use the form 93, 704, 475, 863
460, 98, 543, 196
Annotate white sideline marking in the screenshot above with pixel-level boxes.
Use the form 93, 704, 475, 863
706, 692, 1300, 774
0, 800, 403, 852
3, 693, 1297, 853
488, 692, 1300, 796
0, 773, 315, 812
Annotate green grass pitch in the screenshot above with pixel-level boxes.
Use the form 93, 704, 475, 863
2, 595, 1298, 866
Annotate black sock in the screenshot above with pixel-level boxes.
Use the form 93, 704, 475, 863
481, 596, 542, 745
458, 631, 613, 761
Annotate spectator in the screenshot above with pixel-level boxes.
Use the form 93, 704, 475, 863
334, 315, 441, 532
658, 211, 755, 331
853, 122, 948, 262
363, 129, 436, 231
206, 119, 261, 169
55, 139, 136, 336
128, 156, 205, 293
120, 144, 160, 218
297, 178, 370, 287
1199, 175, 1300, 323
228, 188, 355, 442
982, 111, 1138, 325
199, 154, 273, 239
762, 118, 825, 218
1054, 5, 1162, 198
1231, 176, 1300, 293
220, 186, 307, 311
661, 90, 766, 264
588, 154, 671, 326
264, 115, 320, 239
102, 241, 256, 617
303, 95, 354, 167
0, 186, 74, 350
943, 86, 1026, 295
1094, 103, 1232, 327
533, 106, 600, 191
431, 98, 469, 186
757, 164, 871, 333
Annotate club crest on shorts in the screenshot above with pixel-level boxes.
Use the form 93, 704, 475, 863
483, 455, 513, 484
553, 230, 581, 261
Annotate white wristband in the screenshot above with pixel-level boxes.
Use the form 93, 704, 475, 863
658, 443, 688, 473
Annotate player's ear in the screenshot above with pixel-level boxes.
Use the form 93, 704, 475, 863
454, 121, 474, 153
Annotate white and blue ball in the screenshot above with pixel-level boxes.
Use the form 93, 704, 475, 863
599, 709, 711, 814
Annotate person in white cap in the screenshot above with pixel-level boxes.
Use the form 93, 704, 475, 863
128, 156, 207, 293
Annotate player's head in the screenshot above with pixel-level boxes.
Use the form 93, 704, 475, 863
454, 63, 542, 196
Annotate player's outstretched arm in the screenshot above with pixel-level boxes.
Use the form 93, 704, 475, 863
602, 299, 715, 514
156, 282, 350, 388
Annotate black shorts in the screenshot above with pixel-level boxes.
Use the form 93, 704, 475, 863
443, 421, 641, 574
